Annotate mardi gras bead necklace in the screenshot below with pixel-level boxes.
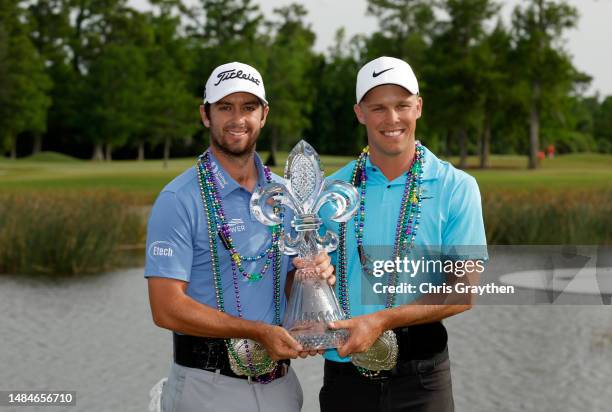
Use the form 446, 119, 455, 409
337, 142, 424, 376
196, 151, 283, 383
199, 153, 282, 283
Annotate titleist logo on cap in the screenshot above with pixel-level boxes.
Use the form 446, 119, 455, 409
214, 69, 261, 87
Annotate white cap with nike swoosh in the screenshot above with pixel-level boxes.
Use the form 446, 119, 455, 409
356, 56, 419, 103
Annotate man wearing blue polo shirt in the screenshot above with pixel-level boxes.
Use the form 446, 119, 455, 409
319, 57, 487, 411
145, 62, 333, 412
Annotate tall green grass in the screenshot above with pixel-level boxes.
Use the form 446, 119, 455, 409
484, 189, 612, 244
0, 189, 609, 276
0, 191, 146, 275
0, 152, 610, 275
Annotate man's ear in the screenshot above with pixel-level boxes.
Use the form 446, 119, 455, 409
260, 105, 270, 128
416, 96, 423, 120
354, 103, 366, 125
199, 105, 210, 128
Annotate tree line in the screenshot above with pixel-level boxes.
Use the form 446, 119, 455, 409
1, 0, 611, 168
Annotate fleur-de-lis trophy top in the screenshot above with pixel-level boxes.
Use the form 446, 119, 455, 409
250, 140, 359, 349
251, 140, 359, 259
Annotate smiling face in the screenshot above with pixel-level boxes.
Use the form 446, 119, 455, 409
354, 84, 422, 159
200, 92, 269, 157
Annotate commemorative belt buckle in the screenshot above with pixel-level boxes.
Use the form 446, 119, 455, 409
350, 330, 399, 377
227, 338, 276, 377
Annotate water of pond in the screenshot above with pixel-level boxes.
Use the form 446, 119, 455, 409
1, 268, 610, 411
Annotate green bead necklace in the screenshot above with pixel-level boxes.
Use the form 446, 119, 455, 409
337, 143, 424, 376
196, 151, 283, 382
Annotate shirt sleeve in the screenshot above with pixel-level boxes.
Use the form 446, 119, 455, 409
442, 175, 488, 260
144, 191, 194, 281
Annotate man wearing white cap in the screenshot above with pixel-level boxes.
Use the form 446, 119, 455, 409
144, 62, 334, 412
320, 56, 487, 411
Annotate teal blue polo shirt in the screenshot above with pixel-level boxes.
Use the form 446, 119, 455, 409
323, 144, 487, 363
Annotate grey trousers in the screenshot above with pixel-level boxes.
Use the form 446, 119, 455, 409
161, 362, 303, 412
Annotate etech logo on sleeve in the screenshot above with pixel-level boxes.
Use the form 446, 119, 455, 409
148, 241, 177, 259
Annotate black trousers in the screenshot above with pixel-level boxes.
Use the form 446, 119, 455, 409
319, 347, 454, 412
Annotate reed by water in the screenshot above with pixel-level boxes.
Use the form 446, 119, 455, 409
0, 188, 609, 275
0, 191, 146, 275
484, 189, 612, 244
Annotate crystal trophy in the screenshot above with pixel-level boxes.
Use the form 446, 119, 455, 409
250, 140, 359, 349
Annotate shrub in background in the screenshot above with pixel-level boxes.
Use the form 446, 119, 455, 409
0, 191, 146, 275
484, 189, 612, 244
1, 187, 609, 275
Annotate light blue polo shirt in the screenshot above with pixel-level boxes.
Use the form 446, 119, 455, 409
323, 144, 487, 362
144, 150, 293, 324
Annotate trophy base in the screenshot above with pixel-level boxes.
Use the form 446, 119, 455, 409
291, 329, 348, 350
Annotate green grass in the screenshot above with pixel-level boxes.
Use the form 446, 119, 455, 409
0, 157, 196, 203
1, 151, 610, 199
0, 152, 357, 202
463, 153, 612, 191
23, 151, 82, 163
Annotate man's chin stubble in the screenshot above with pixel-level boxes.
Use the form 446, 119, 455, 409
211, 135, 257, 158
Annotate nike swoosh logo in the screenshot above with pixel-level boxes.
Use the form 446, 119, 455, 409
373, 68, 393, 77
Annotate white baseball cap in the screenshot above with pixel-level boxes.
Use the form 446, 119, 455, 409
356, 56, 419, 103
203, 62, 268, 105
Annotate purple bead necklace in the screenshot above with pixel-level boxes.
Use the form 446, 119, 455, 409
338, 142, 424, 313
196, 151, 282, 383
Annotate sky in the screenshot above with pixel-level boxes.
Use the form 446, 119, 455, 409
130, 0, 612, 96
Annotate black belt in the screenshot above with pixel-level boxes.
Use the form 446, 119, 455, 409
324, 327, 449, 381
324, 347, 449, 381
173, 333, 290, 382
